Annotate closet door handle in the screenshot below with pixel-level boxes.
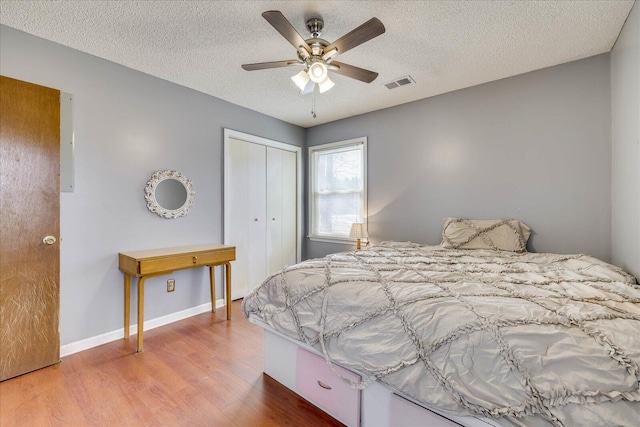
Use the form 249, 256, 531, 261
272, 217, 276, 221
254, 218, 259, 221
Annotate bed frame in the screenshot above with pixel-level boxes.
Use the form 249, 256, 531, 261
250, 316, 502, 427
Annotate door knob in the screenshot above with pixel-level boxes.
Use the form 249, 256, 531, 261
43, 236, 57, 245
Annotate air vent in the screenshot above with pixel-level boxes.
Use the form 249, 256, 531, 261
384, 75, 415, 90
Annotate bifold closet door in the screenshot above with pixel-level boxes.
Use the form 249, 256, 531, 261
226, 138, 267, 300
266, 147, 297, 275
226, 136, 298, 299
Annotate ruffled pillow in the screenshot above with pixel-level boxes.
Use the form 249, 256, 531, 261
441, 218, 531, 252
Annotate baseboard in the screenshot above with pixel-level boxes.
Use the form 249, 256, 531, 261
60, 298, 227, 357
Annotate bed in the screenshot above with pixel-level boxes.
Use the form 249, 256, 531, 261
242, 220, 640, 426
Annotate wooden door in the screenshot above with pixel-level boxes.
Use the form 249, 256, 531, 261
0, 76, 61, 381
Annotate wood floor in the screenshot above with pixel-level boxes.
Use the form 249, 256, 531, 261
0, 300, 344, 426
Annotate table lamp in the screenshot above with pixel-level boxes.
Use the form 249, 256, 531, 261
349, 223, 368, 250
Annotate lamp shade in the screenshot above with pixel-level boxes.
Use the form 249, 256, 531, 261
308, 62, 328, 83
300, 79, 315, 95
318, 75, 335, 93
291, 70, 310, 91
349, 223, 368, 239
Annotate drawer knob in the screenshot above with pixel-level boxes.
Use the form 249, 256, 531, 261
193, 256, 197, 264
317, 380, 332, 390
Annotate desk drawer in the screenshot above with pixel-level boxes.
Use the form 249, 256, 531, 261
296, 348, 360, 427
139, 248, 235, 274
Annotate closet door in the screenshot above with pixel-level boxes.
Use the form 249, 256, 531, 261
225, 130, 299, 300
280, 149, 298, 268
266, 147, 283, 275
266, 147, 298, 275
267, 148, 298, 274
247, 143, 268, 292
226, 138, 267, 299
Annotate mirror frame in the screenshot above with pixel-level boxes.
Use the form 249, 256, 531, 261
144, 170, 195, 219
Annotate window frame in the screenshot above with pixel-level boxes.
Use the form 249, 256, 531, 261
308, 137, 368, 244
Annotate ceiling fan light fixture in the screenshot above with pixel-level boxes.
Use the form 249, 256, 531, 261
318, 76, 335, 93
243, 10, 386, 117
291, 69, 310, 91
308, 62, 328, 83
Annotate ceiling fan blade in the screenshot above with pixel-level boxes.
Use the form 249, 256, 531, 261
331, 61, 379, 83
242, 60, 300, 71
324, 18, 385, 56
262, 11, 312, 54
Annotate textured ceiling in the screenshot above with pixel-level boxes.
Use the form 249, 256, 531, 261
0, 1, 634, 128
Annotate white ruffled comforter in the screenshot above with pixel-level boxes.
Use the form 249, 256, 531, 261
242, 243, 640, 426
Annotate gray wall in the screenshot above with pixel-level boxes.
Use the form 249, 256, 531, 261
306, 54, 612, 262
0, 25, 304, 346
611, 3, 640, 281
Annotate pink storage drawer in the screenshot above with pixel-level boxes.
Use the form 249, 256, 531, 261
296, 348, 360, 427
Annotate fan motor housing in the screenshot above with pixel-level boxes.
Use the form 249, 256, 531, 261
306, 17, 324, 37
298, 37, 330, 61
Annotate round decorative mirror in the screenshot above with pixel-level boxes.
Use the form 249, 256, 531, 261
144, 170, 195, 219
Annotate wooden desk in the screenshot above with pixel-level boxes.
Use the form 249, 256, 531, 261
119, 244, 236, 352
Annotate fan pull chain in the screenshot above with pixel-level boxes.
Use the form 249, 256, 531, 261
311, 88, 317, 118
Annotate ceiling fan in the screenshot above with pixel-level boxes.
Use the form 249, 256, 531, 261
242, 11, 386, 97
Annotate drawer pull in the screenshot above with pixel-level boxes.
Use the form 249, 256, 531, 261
193, 256, 197, 264
317, 380, 332, 390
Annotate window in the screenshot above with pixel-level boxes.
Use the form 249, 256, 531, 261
309, 137, 367, 243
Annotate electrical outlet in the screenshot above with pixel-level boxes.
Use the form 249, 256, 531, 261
167, 279, 175, 292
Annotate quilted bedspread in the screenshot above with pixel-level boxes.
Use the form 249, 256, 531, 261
241, 242, 640, 426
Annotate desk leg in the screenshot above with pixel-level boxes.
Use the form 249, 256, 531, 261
124, 274, 131, 339
225, 262, 232, 320
137, 276, 147, 352
209, 265, 216, 313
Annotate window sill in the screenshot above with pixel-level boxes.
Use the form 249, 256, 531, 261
307, 236, 356, 245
